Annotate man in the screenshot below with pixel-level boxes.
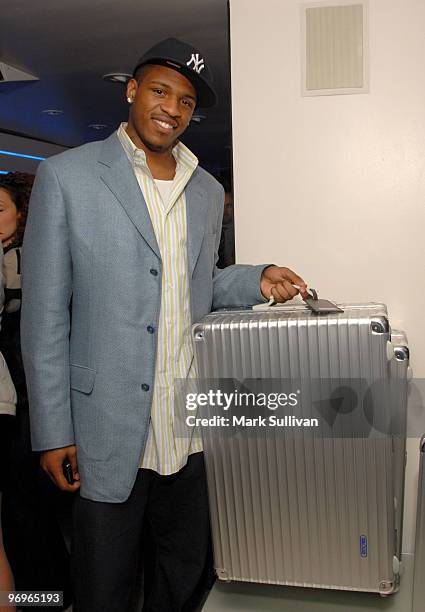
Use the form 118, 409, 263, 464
21, 38, 308, 611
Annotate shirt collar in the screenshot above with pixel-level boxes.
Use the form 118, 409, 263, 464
117, 122, 198, 174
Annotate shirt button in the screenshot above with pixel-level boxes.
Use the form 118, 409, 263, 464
150, 268, 158, 276
147, 325, 155, 334
141, 384, 150, 392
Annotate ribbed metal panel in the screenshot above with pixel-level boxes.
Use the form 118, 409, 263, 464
413, 435, 425, 611
193, 304, 408, 594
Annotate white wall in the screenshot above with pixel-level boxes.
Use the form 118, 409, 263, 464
230, 0, 425, 557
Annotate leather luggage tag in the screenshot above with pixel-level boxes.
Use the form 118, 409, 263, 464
304, 297, 343, 314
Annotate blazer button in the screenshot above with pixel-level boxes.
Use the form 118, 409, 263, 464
141, 383, 150, 392
147, 325, 155, 334
150, 268, 158, 276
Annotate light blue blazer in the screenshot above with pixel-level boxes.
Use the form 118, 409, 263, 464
21, 132, 267, 502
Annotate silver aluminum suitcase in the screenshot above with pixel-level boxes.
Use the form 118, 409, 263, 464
413, 435, 425, 611
192, 303, 409, 595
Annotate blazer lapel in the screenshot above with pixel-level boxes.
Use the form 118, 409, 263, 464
98, 133, 160, 259
186, 172, 209, 277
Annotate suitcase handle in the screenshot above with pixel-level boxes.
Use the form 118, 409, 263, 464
264, 285, 316, 306
257, 288, 343, 314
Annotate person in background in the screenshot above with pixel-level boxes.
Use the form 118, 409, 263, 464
0, 243, 17, 612
0, 172, 72, 611
217, 175, 235, 268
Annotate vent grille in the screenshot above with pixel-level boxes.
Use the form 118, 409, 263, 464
303, 3, 368, 96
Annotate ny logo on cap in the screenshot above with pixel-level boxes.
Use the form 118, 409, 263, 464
186, 53, 205, 74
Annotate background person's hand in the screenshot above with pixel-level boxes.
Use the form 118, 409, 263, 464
260, 266, 309, 303
40, 445, 80, 492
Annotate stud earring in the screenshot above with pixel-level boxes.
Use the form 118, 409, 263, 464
127, 97, 133, 104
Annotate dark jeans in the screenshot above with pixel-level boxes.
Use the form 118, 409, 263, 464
72, 452, 213, 612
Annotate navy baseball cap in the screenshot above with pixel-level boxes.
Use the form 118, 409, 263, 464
133, 37, 217, 108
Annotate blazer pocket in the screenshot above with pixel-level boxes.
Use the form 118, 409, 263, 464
70, 364, 96, 394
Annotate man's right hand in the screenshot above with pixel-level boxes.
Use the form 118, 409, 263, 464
40, 445, 81, 492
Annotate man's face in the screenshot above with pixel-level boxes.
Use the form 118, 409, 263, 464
0, 188, 19, 246
126, 64, 196, 154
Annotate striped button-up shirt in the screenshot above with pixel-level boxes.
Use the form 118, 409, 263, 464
117, 123, 203, 474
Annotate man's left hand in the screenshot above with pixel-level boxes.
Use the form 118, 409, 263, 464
260, 266, 309, 303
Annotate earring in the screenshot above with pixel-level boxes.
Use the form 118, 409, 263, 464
127, 97, 133, 104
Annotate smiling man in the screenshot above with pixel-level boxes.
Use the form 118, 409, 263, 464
21, 38, 308, 611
